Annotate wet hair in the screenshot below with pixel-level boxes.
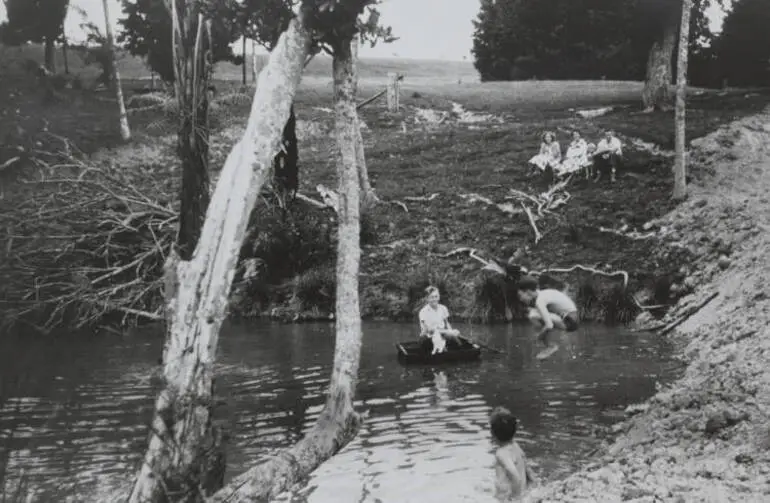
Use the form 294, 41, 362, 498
490, 406, 517, 443
517, 275, 539, 292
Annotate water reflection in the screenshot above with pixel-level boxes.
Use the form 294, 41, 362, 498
0, 321, 681, 502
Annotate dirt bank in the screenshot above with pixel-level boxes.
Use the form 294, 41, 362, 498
525, 109, 770, 502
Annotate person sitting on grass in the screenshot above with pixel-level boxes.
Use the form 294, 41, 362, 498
419, 286, 461, 354
490, 406, 537, 501
592, 129, 623, 182
554, 130, 591, 179
528, 131, 561, 176
516, 275, 579, 359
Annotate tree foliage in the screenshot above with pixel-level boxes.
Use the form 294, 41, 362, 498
117, 0, 243, 82
714, 0, 770, 86
471, 0, 719, 83
0, 0, 70, 71
0, 0, 69, 45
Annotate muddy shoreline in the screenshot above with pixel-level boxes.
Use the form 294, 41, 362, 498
524, 109, 770, 502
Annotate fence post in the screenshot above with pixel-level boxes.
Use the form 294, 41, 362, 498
386, 72, 400, 112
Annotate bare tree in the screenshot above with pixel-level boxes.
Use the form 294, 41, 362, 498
208, 31, 365, 503
126, 13, 312, 503
351, 36, 377, 207
101, 0, 131, 141
673, 0, 693, 200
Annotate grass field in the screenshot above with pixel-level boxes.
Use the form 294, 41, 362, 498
3, 42, 770, 328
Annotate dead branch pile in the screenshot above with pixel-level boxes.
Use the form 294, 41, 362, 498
506, 176, 572, 244
0, 136, 175, 333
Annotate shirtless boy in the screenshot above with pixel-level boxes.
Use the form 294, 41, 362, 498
490, 406, 537, 501
516, 276, 579, 358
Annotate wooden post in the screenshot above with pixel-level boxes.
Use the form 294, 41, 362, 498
386, 72, 400, 112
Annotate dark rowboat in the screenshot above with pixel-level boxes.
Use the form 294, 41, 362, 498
396, 336, 482, 365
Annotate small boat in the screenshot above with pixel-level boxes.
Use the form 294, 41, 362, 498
396, 336, 482, 365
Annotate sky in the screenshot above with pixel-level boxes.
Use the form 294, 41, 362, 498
1, 0, 730, 62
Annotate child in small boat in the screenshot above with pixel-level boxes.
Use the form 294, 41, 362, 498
419, 286, 461, 354
490, 406, 536, 501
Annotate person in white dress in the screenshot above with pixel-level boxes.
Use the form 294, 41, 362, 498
528, 131, 561, 174
418, 286, 461, 354
555, 130, 592, 178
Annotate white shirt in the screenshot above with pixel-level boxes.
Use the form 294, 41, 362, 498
419, 304, 450, 333
596, 136, 623, 156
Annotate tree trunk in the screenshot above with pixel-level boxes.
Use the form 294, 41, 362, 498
251, 39, 258, 83
43, 36, 55, 73
673, 0, 692, 201
102, 0, 131, 141
126, 14, 311, 503
241, 35, 247, 87
273, 104, 299, 201
350, 37, 377, 208
62, 36, 69, 74
208, 35, 364, 503
170, 5, 214, 260
642, 6, 680, 112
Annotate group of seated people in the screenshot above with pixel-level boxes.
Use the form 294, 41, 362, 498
528, 129, 623, 182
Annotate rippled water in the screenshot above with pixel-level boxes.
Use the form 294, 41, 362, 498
0, 321, 681, 502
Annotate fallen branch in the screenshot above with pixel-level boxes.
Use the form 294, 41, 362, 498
521, 203, 542, 244
403, 193, 439, 202
658, 291, 719, 336
531, 264, 629, 289
599, 225, 657, 241
387, 199, 408, 212
295, 192, 328, 209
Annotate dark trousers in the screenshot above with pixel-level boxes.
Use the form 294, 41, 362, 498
593, 152, 621, 179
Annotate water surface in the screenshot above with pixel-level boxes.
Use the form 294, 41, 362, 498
0, 321, 680, 502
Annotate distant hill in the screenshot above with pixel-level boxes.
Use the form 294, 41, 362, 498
0, 43, 479, 85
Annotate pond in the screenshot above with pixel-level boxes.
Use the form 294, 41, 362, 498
0, 320, 682, 502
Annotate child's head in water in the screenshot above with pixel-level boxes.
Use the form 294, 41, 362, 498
490, 406, 517, 444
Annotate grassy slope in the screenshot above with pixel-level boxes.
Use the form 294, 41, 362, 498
3, 43, 770, 325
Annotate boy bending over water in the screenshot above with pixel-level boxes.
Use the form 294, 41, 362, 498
490, 406, 536, 501
516, 276, 579, 359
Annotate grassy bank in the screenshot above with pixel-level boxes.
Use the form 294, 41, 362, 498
2, 47, 770, 331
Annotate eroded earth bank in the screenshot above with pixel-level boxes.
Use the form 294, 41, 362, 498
526, 110, 770, 502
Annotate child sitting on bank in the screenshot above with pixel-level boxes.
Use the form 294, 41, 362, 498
490, 406, 537, 501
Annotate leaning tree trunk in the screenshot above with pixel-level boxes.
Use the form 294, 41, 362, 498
350, 37, 377, 208
673, 0, 692, 201
642, 5, 680, 112
125, 11, 312, 503
207, 34, 364, 503
171, 4, 214, 260
102, 0, 131, 141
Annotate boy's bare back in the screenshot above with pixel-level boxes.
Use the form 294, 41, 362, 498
494, 441, 530, 500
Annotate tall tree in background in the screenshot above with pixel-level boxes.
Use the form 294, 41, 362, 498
0, 0, 70, 72
715, 0, 770, 87
101, 0, 131, 141
674, 0, 693, 200
118, 0, 242, 83
639, 0, 680, 111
